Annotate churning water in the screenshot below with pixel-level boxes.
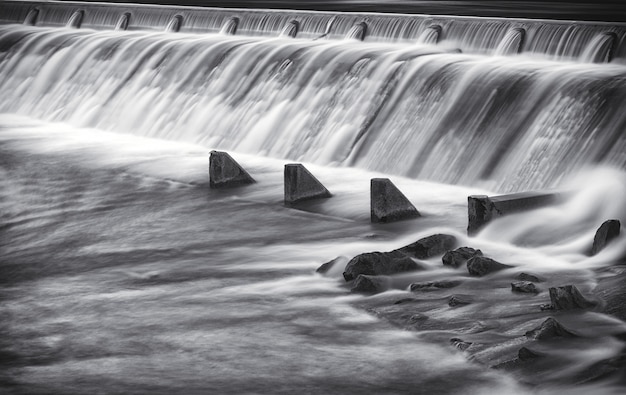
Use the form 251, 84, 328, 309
1, 2, 626, 394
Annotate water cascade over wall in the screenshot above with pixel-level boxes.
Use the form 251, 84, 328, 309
0, 1, 626, 193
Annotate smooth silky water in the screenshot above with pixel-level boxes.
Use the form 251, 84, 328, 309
1, 5, 626, 394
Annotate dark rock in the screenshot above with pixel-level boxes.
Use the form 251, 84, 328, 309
518, 347, 543, 361
393, 298, 417, 305
343, 251, 420, 281
316, 256, 345, 274
591, 219, 621, 255
516, 272, 543, 283
511, 281, 539, 294
407, 314, 429, 324
549, 285, 596, 310
442, 247, 482, 268
448, 295, 473, 307
450, 338, 473, 351
396, 234, 457, 259
351, 275, 390, 294
370, 178, 420, 223
410, 280, 462, 291
466, 256, 512, 276
594, 268, 626, 321
525, 317, 577, 340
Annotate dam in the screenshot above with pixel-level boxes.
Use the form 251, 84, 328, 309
1, 1, 626, 394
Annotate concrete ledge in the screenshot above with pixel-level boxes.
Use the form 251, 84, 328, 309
209, 151, 255, 189
371, 178, 420, 223
468, 191, 561, 235
284, 164, 331, 206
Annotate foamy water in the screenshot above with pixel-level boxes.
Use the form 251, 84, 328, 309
1, 115, 625, 394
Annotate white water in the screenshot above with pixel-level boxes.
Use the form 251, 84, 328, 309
0, 25, 625, 192
1, 7, 626, 394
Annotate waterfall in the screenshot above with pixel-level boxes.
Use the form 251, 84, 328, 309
581, 32, 618, 63
494, 27, 525, 55
23, 7, 39, 26
346, 22, 367, 40
279, 20, 299, 38
66, 10, 84, 29
417, 25, 442, 45
1, 1, 624, 60
165, 15, 182, 33
0, 4, 625, 193
220, 17, 239, 35
114, 12, 130, 31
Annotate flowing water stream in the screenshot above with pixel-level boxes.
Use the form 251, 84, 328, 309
1, 2, 626, 394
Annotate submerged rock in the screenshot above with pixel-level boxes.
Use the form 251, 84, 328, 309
350, 275, 390, 294
410, 280, 462, 291
511, 281, 539, 294
316, 256, 349, 275
448, 295, 473, 307
549, 285, 596, 310
343, 251, 420, 281
466, 256, 512, 276
442, 246, 482, 268
594, 267, 626, 321
396, 234, 457, 259
518, 347, 543, 361
525, 317, 577, 340
591, 219, 621, 255
450, 338, 473, 351
516, 272, 543, 283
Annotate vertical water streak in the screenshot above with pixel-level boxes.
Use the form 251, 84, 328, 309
417, 24, 442, 45
66, 10, 84, 29
581, 32, 618, 63
279, 20, 299, 38
346, 22, 367, 41
495, 27, 525, 55
313, 16, 336, 40
165, 15, 183, 33
115, 12, 131, 31
220, 17, 239, 35
23, 8, 39, 26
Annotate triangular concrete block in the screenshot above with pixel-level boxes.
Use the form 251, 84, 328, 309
209, 151, 255, 188
371, 178, 420, 223
284, 164, 331, 205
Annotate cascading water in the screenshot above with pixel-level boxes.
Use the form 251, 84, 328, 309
0, 20, 624, 192
2, 2, 626, 395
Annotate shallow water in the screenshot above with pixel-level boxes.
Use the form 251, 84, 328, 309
1, 116, 626, 394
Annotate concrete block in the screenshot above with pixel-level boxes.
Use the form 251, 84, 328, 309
371, 178, 420, 223
284, 164, 331, 205
209, 151, 255, 189
468, 191, 560, 235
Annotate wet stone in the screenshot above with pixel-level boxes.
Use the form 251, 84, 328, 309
450, 338, 473, 351
343, 251, 420, 281
350, 275, 390, 294
393, 298, 418, 305
410, 280, 462, 291
518, 347, 543, 361
396, 234, 457, 259
525, 317, 577, 340
591, 219, 621, 255
448, 295, 473, 307
316, 256, 347, 275
467, 256, 512, 276
549, 285, 596, 310
516, 272, 543, 283
442, 247, 483, 268
511, 281, 539, 294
